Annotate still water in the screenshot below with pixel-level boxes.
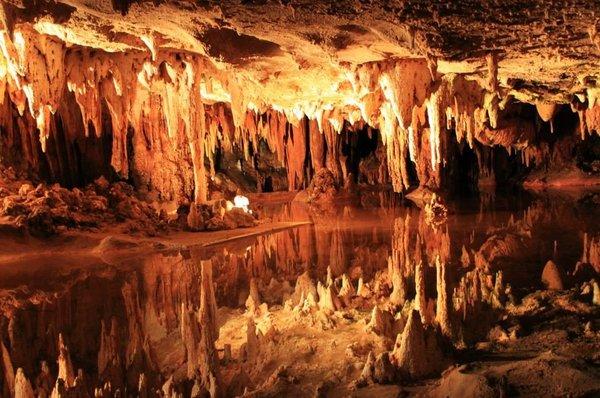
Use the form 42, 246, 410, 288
1, 189, 599, 395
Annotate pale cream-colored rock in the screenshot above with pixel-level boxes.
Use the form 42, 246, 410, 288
56, 334, 75, 387
593, 280, 600, 306
391, 309, 447, 379
338, 274, 356, 305
292, 271, 318, 306
317, 281, 341, 313
357, 278, 372, 298
389, 260, 407, 307
435, 257, 453, 339
245, 277, 262, 315
14, 368, 34, 398
366, 306, 396, 338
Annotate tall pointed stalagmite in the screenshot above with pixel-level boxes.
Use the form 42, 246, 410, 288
56, 334, 75, 387
1, 341, 15, 397
389, 256, 407, 307
14, 368, 34, 398
245, 277, 261, 315
414, 260, 430, 324
435, 256, 453, 339
391, 309, 447, 380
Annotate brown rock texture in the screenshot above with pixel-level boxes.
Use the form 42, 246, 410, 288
0, 0, 596, 206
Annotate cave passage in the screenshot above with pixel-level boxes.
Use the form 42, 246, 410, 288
1, 1, 600, 397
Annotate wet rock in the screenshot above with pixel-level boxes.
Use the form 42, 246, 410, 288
206, 216, 228, 231
541, 260, 565, 290
1, 340, 15, 397
424, 193, 448, 227
18, 183, 34, 196
436, 257, 453, 339
488, 325, 510, 343
138, 374, 148, 398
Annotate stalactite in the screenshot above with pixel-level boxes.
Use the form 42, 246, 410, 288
286, 118, 308, 190
0, 25, 594, 202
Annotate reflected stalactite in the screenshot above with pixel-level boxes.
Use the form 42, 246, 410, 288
0, 192, 599, 393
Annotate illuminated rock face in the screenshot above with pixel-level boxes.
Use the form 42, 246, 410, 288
0, 1, 598, 202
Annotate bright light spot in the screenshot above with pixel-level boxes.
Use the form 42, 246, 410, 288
233, 195, 250, 213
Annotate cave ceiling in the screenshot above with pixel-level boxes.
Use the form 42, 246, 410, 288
4, 0, 600, 108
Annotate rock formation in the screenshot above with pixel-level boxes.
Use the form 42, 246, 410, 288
542, 260, 565, 290
0, 0, 596, 211
391, 309, 448, 380
14, 368, 34, 398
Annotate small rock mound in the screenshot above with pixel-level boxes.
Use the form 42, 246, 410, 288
307, 168, 338, 203
541, 260, 565, 290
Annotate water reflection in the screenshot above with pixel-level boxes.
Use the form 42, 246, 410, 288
1, 189, 599, 396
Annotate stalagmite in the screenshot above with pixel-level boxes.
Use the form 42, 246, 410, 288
98, 317, 121, 387
358, 351, 376, 386
541, 260, 565, 290
357, 278, 371, 298
592, 280, 600, 306
56, 334, 75, 388
244, 318, 260, 362
138, 373, 148, 398
435, 257, 453, 339
292, 272, 318, 305
414, 261, 431, 324
245, 277, 261, 315
391, 309, 447, 380
35, 361, 53, 397
14, 368, 34, 398
366, 306, 396, 338
1, 341, 14, 397
338, 274, 356, 306
317, 281, 341, 313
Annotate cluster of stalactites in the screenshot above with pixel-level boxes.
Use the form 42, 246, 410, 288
2, 26, 599, 201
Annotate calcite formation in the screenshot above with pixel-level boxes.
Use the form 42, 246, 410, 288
0, 0, 596, 211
